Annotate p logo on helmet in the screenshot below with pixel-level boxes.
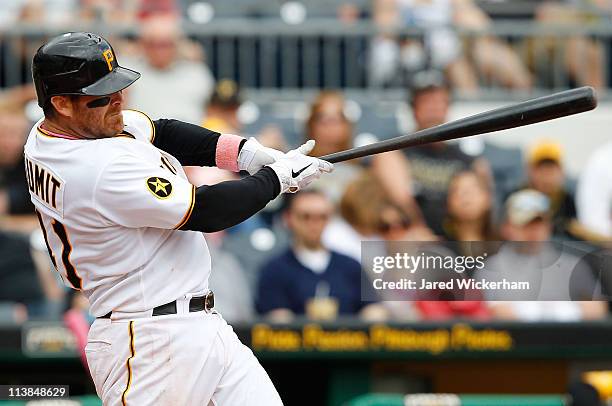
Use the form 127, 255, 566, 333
102, 49, 114, 71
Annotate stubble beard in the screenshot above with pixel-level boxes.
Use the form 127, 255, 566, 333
78, 110, 123, 139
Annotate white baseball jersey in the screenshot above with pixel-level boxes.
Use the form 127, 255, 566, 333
24, 110, 210, 316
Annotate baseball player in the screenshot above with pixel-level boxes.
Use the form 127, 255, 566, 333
25, 32, 332, 405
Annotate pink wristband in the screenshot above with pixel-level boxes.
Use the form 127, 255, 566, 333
215, 134, 243, 172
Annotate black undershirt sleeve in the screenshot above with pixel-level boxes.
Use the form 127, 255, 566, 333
179, 167, 280, 233
152, 119, 276, 232
153, 119, 244, 166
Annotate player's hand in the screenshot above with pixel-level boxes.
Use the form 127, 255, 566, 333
237, 137, 285, 175
267, 140, 333, 193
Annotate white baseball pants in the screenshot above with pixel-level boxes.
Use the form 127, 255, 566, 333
85, 308, 283, 405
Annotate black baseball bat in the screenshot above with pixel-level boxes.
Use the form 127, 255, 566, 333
319, 86, 597, 163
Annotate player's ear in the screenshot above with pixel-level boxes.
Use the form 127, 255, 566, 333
49, 95, 75, 118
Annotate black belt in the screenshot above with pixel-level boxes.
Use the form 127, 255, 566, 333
99, 291, 214, 319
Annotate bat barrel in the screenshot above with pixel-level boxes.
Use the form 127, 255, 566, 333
320, 86, 597, 164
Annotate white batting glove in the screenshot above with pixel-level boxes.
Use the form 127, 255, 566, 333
267, 140, 334, 193
237, 137, 285, 175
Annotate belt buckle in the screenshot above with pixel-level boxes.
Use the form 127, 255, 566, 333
204, 291, 215, 312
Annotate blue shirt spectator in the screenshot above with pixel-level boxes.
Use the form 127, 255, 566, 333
255, 189, 388, 322
256, 248, 365, 315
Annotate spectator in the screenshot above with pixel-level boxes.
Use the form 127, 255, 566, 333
322, 171, 387, 262
337, 2, 362, 24
10, 0, 137, 27
305, 91, 412, 208
374, 202, 452, 321
522, 140, 577, 237
202, 79, 243, 134
402, 170, 493, 320
378, 202, 435, 242
304, 91, 365, 203
323, 170, 432, 261
577, 141, 612, 239
0, 85, 37, 112
256, 190, 387, 322
534, 1, 606, 90
136, 0, 179, 20
0, 110, 33, 215
371, 200, 489, 320
370, 0, 532, 92
444, 169, 496, 242
5, 0, 75, 28
443, 169, 497, 277
480, 189, 607, 321
0, 230, 44, 319
123, 14, 215, 124
79, 0, 139, 25
398, 71, 492, 235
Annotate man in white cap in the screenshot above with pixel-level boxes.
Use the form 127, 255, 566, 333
476, 189, 606, 321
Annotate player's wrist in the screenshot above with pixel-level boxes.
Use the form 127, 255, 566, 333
238, 137, 284, 175
215, 133, 244, 172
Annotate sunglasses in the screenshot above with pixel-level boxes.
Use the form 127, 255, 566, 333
86, 96, 111, 108
312, 113, 346, 123
294, 212, 331, 222
143, 39, 177, 48
378, 217, 411, 233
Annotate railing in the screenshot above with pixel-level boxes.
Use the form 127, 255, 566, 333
1, 21, 611, 97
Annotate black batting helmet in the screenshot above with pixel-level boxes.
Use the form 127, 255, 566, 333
32, 32, 140, 107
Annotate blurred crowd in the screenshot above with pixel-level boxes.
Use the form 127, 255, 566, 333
1, 0, 611, 91
0, 0, 611, 330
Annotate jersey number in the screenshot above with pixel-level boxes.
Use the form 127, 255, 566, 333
36, 211, 82, 290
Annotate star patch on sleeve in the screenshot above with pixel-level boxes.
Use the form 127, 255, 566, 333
146, 176, 173, 199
